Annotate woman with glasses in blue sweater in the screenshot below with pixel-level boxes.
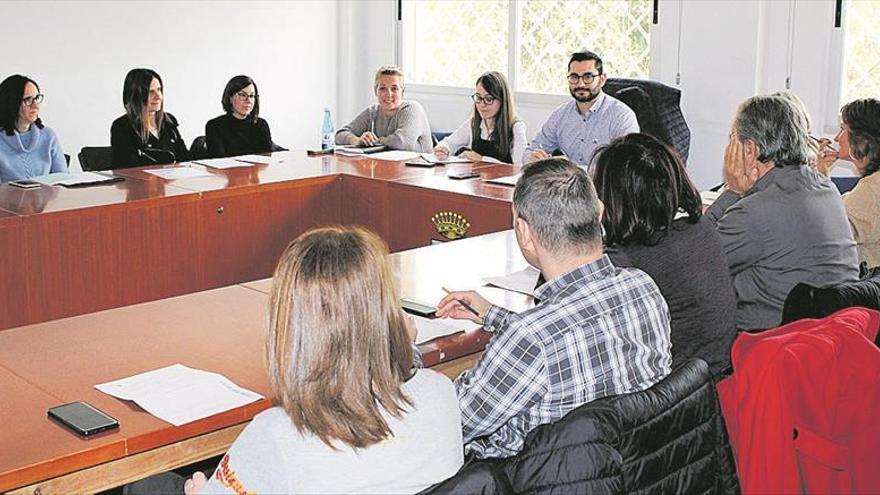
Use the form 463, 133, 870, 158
0, 75, 67, 182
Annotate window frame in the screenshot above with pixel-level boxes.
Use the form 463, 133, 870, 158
399, 0, 660, 106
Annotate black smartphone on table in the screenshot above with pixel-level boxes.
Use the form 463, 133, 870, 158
448, 170, 480, 180
401, 298, 438, 318
48, 401, 119, 436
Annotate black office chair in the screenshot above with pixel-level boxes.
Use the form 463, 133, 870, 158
271, 142, 288, 152
78, 146, 113, 172
190, 136, 208, 161
605, 78, 691, 164
64, 154, 70, 166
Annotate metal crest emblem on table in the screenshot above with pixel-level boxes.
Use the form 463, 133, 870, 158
432, 211, 470, 240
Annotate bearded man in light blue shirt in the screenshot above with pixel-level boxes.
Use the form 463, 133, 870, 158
526, 51, 639, 168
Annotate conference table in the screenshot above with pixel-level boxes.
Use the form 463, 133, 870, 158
0, 152, 532, 493
0, 151, 521, 331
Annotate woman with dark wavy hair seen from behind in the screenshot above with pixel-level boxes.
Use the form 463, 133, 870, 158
593, 133, 736, 378
816, 98, 880, 269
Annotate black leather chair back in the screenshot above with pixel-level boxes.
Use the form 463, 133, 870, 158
604, 78, 690, 163
78, 146, 113, 172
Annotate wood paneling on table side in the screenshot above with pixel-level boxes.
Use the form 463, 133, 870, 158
388, 180, 514, 251
0, 213, 29, 329
23, 197, 203, 325
0, 286, 270, 476
0, 366, 126, 491
340, 175, 390, 241
197, 176, 341, 288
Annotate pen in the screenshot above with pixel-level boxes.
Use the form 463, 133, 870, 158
441, 286, 481, 319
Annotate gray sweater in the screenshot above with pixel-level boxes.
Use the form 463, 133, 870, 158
706, 165, 859, 331
335, 101, 433, 152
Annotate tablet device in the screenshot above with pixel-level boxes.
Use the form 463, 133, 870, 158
48, 401, 119, 436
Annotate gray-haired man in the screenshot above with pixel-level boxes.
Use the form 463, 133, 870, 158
437, 158, 672, 459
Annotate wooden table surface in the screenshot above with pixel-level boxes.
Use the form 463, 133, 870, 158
0, 152, 521, 331
0, 229, 533, 493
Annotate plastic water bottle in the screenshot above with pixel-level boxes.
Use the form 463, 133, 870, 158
321, 108, 334, 151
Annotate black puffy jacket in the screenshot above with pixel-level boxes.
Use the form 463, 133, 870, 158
425, 359, 739, 494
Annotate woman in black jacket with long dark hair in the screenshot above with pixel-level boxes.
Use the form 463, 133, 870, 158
110, 68, 188, 169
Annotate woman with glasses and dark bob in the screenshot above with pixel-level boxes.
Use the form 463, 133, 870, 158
127, 226, 463, 495
205, 75, 273, 158
0, 75, 67, 182
434, 71, 527, 164
593, 133, 736, 378
816, 98, 880, 269
110, 68, 188, 169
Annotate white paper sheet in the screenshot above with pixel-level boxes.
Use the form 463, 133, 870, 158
412, 315, 481, 344
480, 156, 505, 164
143, 167, 213, 180
419, 153, 471, 164
32, 172, 118, 186
368, 150, 422, 161
483, 266, 541, 296
700, 190, 722, 206
234, 154, 273, 164
485, 173, 521, 186
95, 364, 263, 426
192, 158, 256, 169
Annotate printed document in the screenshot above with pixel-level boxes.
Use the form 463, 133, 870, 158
485, 173, 521, 186
95, 364, 263, 426
483, 266, 541, 296
192, 158, 256, 169
411, 315, 480, 344
143, 167, 213, 180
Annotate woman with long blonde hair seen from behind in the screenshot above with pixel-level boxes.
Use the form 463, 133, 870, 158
193, 226, 463, 494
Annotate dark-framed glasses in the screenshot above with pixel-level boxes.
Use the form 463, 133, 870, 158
471, 93, 497, 105
21, 94, 44, 107
235, 91, 258, 101
567, 73, 600, 84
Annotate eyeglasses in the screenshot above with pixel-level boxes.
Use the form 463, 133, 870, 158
567, 72, 601, 85
471, 94, 497, 105
21, 94, 44, 107
235, 92, 258, 101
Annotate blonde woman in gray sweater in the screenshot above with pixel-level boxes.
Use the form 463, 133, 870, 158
335, 65, 433, 152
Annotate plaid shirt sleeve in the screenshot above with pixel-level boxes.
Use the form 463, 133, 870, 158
454, 312, 548, 446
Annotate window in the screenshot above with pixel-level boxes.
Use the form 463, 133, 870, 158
841, 0, 880, 103
401, 0, 652, 95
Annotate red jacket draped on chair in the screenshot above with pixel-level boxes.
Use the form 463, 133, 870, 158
717, 307, 880, 494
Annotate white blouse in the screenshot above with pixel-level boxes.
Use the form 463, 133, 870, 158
437, 118, 528, 165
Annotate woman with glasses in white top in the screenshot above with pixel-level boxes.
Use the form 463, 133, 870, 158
206, 75, 273, 158
0, 74, 67, 182
434, 71, 527, 164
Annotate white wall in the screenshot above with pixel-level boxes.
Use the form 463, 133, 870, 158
0, 1, 338, 172
337, 0, 847, 189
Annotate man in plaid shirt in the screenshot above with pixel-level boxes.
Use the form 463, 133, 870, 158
437, 158, 672, 459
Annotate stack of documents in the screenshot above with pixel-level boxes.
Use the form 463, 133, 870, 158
485, 173, 521, 186
95, 364, 263, 426
336, 145, 388, 155
411, 315, 481, 344
32, 172, 123, 187
192, 158, 258, 169
143, 167, 213, 180
483, 266, 541, 296
234, 154, 273, 164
